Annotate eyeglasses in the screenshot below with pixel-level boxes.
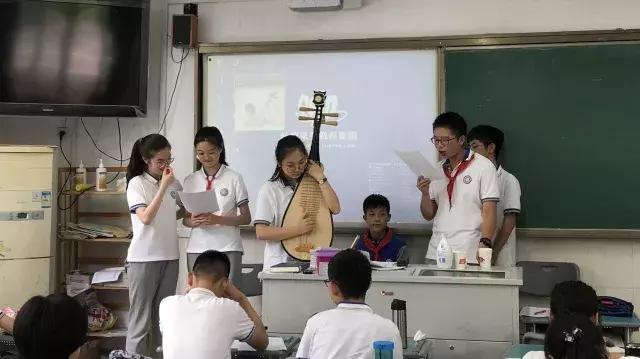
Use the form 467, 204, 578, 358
153, 157, 175, 166
323, 280, 331, 287
430, 136, 458, 145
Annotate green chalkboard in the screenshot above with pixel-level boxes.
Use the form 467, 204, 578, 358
445, 44, 640, 229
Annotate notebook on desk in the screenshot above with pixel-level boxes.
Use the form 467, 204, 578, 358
268, 262, 309, 273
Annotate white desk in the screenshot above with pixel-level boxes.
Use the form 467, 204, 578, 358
260, 265, 523, 359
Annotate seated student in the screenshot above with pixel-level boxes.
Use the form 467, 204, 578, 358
468, 125, 521, 266
159, 250, 268, 359
352, 194, 407, 262
13, 294, 87, 359
550, 280, 599, 323
297, 249, 402, 359
523, 313, 638, 359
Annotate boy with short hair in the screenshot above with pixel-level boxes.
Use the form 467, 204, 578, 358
468, 125, 522, 266
352, 194, 407, 262
159, 250, 268, 359
417, 112, 500, 264
296, 249, 402, 359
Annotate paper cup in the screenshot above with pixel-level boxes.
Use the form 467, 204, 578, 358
478, 248, 492, 269
453, 251, 467, 270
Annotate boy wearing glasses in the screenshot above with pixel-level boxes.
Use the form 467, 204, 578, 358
296, 249, 402, 359
468, 125, 521, 266
417, 112, 499, 265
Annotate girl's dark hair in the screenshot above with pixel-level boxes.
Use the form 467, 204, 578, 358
126, 134, 171, 183
269, 135, 308, 182
194, 126, 228, 168
14, 294, 87, 359
544, 313, 607, 359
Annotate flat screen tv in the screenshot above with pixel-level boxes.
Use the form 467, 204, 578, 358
0, 0, 149, 117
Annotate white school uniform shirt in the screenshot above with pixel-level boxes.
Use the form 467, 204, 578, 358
494, 166, 522, 267
126, 172, 182, 262
426, 150, 500, 264
183, 165, 249, 254
159, 287, 255, 359
253, 179, 295, 270
296, 302, 403, 359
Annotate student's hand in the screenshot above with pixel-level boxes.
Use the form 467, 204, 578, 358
416, 176, 431, 196
160, 166, 175, 188
306, 160, 325, 182
296, 214, 316, 235
224, 283, 247, 303
184, 215, 201, 228
195, 213, 223, 226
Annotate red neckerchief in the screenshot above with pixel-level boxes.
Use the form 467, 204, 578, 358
203, 166, 223, 191
362, 228, 394, 261
443, 150, 474, 206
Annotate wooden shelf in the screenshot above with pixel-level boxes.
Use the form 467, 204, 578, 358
92, 283, 128, 291
87, 328, 127, 338
78, 212, 130, 218
64, 190, 126, 196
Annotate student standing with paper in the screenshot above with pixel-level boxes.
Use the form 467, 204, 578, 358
183, 127, 251, 283
126, 134, 187, 357
417, 112, 500, 265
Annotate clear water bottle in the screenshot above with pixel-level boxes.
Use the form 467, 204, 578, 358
391, 299, 407, 349
373, 340, 394, 359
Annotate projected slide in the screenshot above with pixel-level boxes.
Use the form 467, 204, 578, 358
204, 50, 438, 223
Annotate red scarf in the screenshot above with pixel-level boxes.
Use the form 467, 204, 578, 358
444, 151, 474, 206
362, 228, 394, 261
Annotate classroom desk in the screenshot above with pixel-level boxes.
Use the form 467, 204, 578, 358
504, 344, 543, 359
260, 265, 523, 359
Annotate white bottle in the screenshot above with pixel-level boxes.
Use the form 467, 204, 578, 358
95, 159, 107, 192
436, 236, 453, 269
74, 160, 87, 189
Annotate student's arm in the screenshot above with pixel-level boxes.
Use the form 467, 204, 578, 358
296, 319, 315, 359
0, 310, 14, 334
307, 160, 341, 214
255, 222, 312, 242
480, 201, 497, 240
131, 168, 175, 225
492, 213, 517, 264
226, 283, 268, 351
417, 176, 437, 220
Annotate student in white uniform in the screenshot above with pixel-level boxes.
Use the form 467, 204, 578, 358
296, 249, 402, 359
182, 127, 251, 282
125, 134, 187, 356
417, 112, 500, 264
468, 125, 522, 266
254, 135, 340, 270
159, 250, 268, 359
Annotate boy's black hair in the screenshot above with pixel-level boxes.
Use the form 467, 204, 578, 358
328, 249, 372, 300
432, 112, 467, 138
550, 281, 598, 318
467, 125, 505, 158
363, 194, 390, 214
192, 250, 231, 280
544, 312, 607, 359
14, 294, 87, 359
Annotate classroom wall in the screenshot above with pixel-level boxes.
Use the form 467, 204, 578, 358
162, 0, 640, 301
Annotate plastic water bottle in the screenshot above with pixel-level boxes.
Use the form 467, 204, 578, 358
436, 236, 453, 269
373, 340, 394, 359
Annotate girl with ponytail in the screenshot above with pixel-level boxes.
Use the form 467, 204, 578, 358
125, 134, 187, 356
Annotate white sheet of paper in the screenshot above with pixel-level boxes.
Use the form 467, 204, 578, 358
231, 337, 287, 351
394, 150, 445, 180
177, 191, 219, 215
91, 267, 124, 284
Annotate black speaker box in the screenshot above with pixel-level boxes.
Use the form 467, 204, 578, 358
172, 14, 197, 48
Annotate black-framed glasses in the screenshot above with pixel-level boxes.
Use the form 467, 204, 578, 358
430, 136, 458, 145
323, 280, 331, 287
